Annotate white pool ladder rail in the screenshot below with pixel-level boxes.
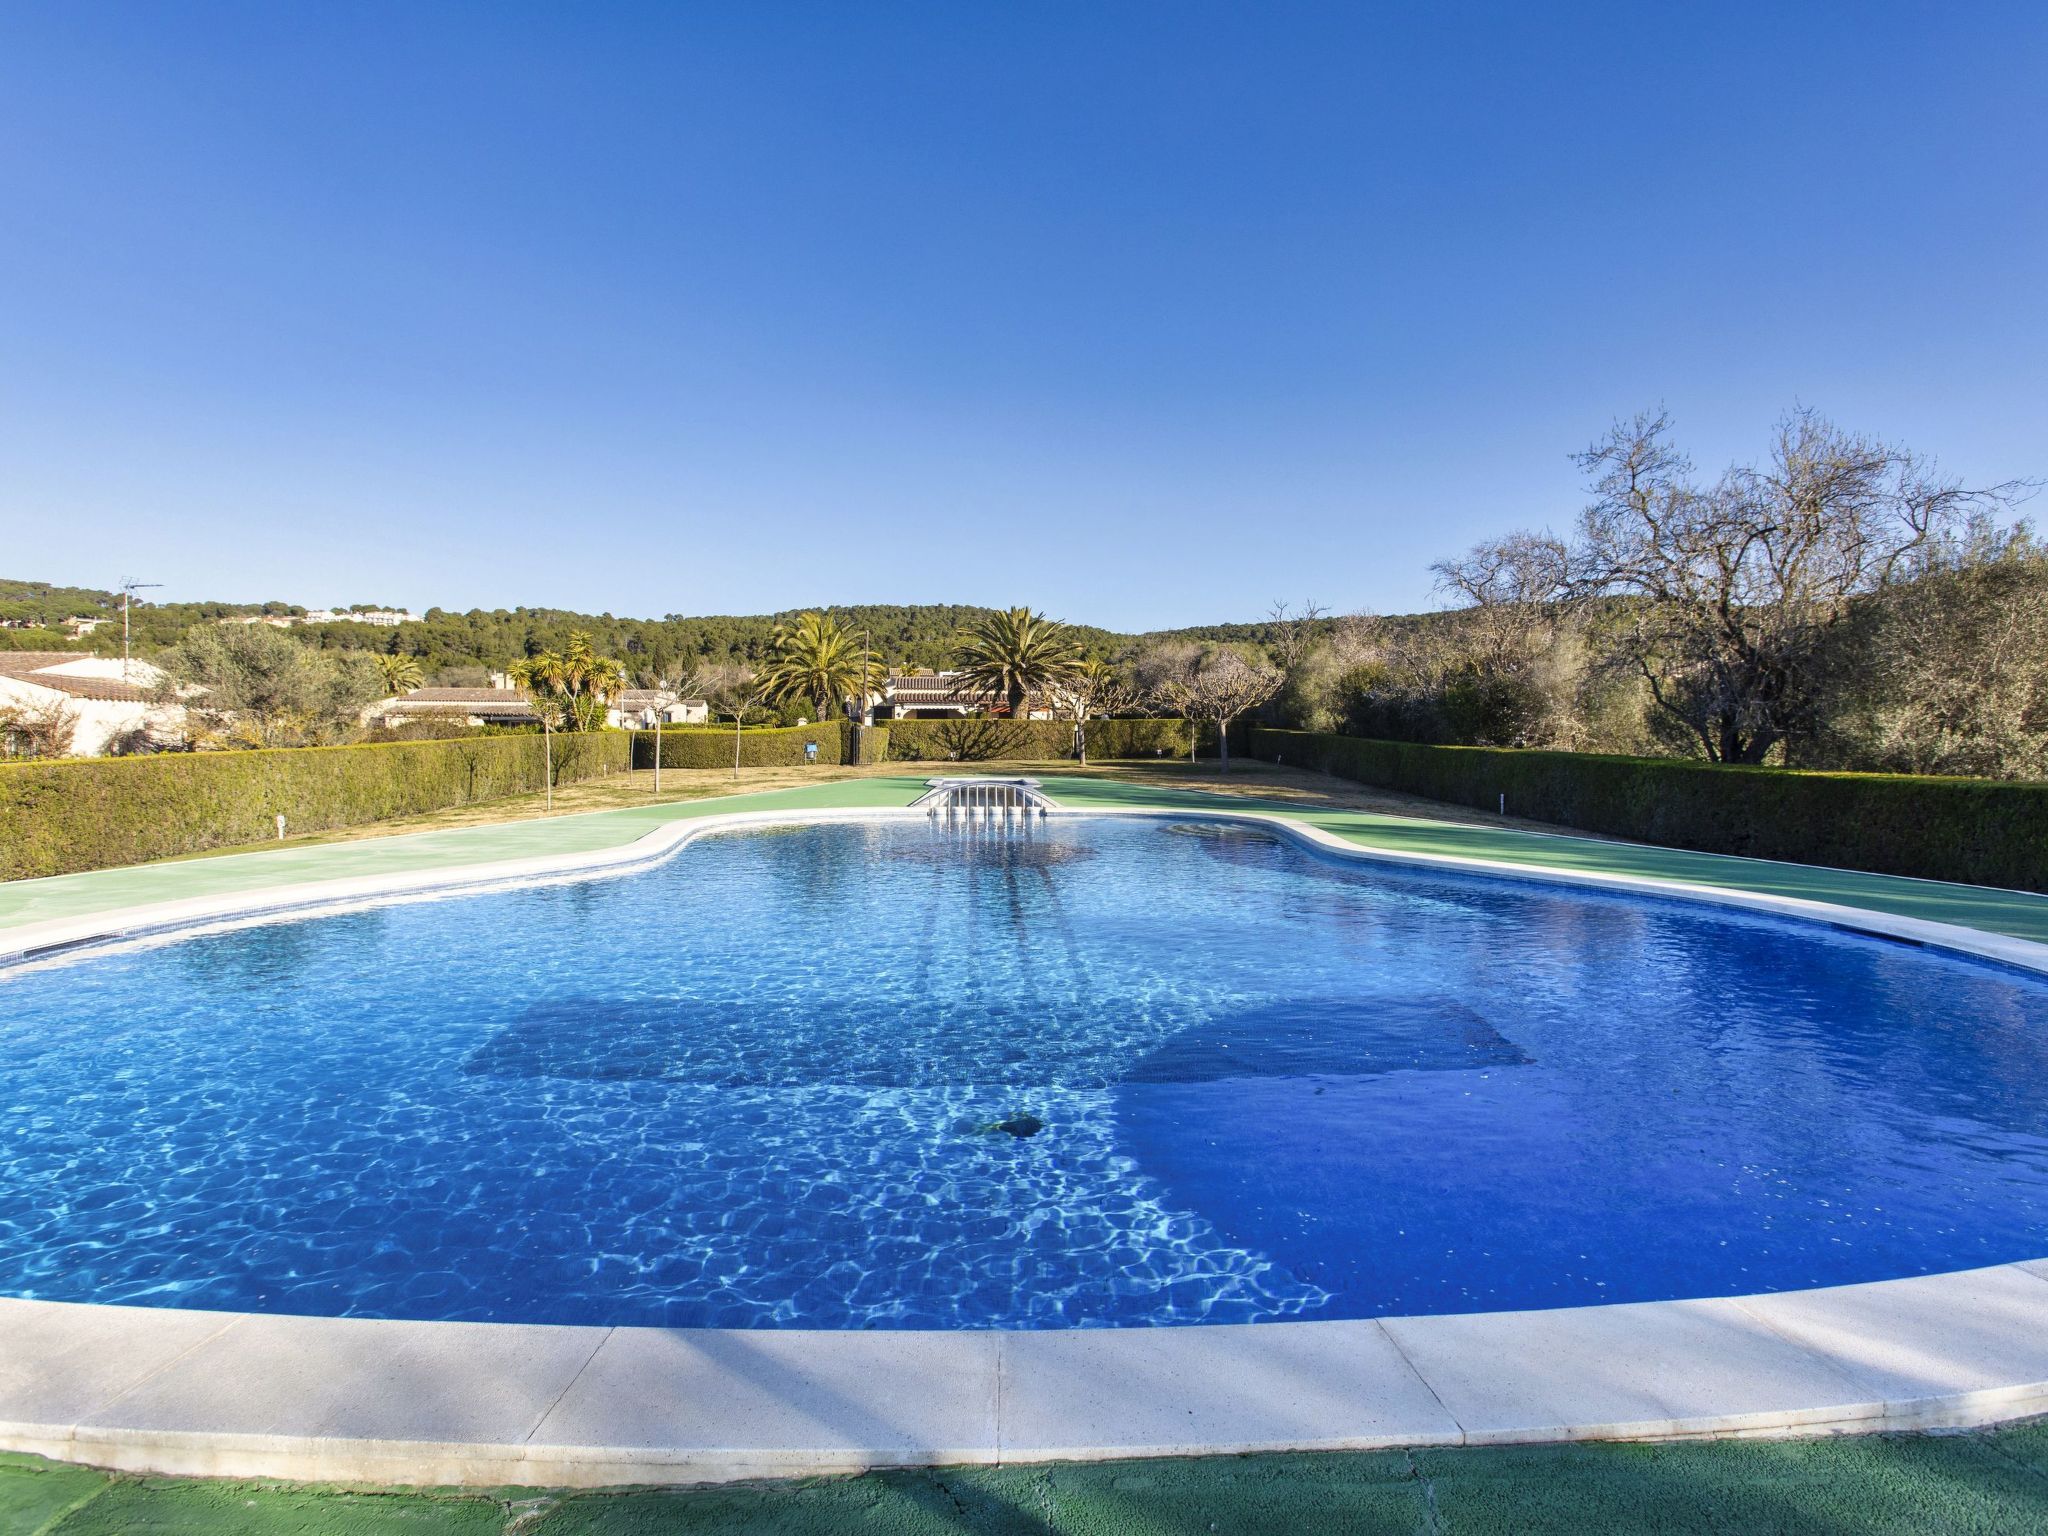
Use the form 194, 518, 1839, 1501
911, 777, 1056, 817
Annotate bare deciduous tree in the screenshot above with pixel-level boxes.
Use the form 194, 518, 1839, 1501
690, 662, 766, 779
1443, 408, 2032, 763
1043, 658, 1140, 764
1141, 644, 1283, 771
1264, 600, 1333, 675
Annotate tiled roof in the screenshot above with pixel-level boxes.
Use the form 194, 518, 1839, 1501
386, 688, 536, 719
887, 675, 998, 706
402, 687, 533, 704
0, 651, 155, 703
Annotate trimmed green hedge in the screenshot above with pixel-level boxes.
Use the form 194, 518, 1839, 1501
849, 724, 890, 765
882, 717, 1205, 762
631, 721, 850, 769
0, 732, 631, 879
1248, 728, 2048, 892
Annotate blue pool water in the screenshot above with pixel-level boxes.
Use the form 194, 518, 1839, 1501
3, 816, 2047, 1330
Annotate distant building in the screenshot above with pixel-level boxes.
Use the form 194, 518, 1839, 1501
303, 608, 421, 627
609, 691, 709, 729
0, 652, 182, 756
221, 608, 422, 630
376, 686, 536, 727
879, 671, 997, 719
375, 684, 709, 731
877, 671, 1051, 720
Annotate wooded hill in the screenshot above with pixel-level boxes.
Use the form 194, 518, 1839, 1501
0, 578, 1305, 675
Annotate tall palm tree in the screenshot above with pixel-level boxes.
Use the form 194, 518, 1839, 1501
756, 611, 882, 721
954, 607, 1080, 719
374, 653, 424, 694
509, 650, 572, 810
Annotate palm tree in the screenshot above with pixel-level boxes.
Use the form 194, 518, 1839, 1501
954, 607, 1080, 719
514, 633, 625, 733
374, 653, 424, 694
509, 650, 572, 810
756, 611, 882, 722
559, 632, 626, 731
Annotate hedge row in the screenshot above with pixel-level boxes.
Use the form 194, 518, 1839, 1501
882, 717, 1207, 762
1248, 728, 2048, 892
631, 721, 853, 769
0, 732, 631, 880
849, 724, 890, 765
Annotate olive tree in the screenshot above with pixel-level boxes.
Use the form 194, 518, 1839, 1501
154, 624, 383, 748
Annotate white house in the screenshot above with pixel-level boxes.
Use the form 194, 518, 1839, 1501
0, 652, 183, 756
303, 608, 421, 627
878, 671, 1054, 720
373, 685, 708, 730
373, 686, 538, 728
608, 690, 709, 729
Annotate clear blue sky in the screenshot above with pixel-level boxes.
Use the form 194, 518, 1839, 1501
1, 2, 2042, 629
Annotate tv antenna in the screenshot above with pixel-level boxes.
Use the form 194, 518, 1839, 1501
119, 578, 161, 682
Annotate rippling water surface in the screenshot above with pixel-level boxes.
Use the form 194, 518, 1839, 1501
4, 815, 2047, 1328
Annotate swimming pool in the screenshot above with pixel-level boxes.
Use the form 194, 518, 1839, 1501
3, 815, 2045, 1331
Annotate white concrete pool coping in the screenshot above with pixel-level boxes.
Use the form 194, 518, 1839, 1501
4, 800, 2048, 1487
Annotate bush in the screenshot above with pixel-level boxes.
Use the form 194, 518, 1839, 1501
849, 724, 890, 765
0, 731, 632, 879
1248, 728, 2048, 892
632, 721, 850, 770
882, 717, 1203, 762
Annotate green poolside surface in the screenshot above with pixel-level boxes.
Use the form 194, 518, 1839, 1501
9, 1427, 2048, 1533
6, 772, 2046, 946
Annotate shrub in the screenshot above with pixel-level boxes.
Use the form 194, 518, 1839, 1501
849, 724, 890, 765
632, 721, 850, 770
0, 732, 631, 879
882, 717, 1203, 762
1248, 728, 2048, 892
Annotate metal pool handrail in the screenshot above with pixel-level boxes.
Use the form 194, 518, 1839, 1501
910, 777, 1056, 816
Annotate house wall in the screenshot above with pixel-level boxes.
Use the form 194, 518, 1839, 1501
0, 678, 182, 757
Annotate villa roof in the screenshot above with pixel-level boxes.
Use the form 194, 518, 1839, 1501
886, 674, 999, 707
388, 686, 536, 719
403, 687, 532, 704
0, 651, 156, 703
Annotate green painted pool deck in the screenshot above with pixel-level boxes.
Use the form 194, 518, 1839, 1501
9, 1425, 2048, 1534
5, 772, 2047, 946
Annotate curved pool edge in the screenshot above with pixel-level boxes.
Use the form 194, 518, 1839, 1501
6, 793, 2048, 1485
1081, 806, 2048, 976
0, 805, 926, 970
7, 799, 2047, 979
7, 1263, 2048, 1486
